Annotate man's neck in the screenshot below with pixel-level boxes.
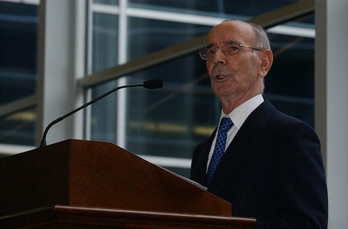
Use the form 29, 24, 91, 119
220, 92, 261, 114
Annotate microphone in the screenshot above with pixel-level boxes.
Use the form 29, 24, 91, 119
143, 79, 163, 89
39, 79, 163, 148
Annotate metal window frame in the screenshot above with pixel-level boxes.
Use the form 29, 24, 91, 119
78, 0, 314, 88
0, 0, 314, 118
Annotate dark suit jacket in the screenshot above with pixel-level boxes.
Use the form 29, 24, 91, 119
190, 100, 328, 228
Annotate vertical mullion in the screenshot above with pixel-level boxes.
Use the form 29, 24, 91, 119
84, 0, 94, 140
116, 0, 128, 148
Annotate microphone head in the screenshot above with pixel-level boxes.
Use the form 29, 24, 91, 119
143, 79, 163, 89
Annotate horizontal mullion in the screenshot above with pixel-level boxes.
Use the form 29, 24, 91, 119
127, 7, 223, 26
0, 0, 39, 5
0, 94, 37, 118
91, 3, 120, 15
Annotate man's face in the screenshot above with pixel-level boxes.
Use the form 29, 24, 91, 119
206, 21, 265, 101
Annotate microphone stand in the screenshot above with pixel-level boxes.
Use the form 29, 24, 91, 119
39, 82, 153, 148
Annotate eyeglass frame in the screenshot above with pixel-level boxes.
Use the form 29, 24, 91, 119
198, 40, 264, 61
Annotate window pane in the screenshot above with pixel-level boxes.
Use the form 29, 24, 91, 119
90, 81, 118, 142
128, 17, 211, 60
265, 33, 314, 126
93, 0, 119, 5
91, 12, 119, 141
128, 0, 310, 21
0, 2, 38, 105
92, 12, 118, 73
0, 108, 36, 146
124, 69, 215, 159
119, 54, 213, 178
0, 2, 38, 148
126, 20, 214, 170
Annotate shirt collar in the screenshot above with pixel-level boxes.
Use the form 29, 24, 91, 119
219, 94, 264, 129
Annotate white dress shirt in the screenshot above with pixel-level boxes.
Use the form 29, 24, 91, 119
206, 94, 264, 171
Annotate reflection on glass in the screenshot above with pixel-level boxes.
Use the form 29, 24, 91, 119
128, 17, 211, 60
93, 0, 118, 5
128, 0, 309, 21
92, 12, 119, 73
91, 81, 118, 143
124, 57, 216, 159
0, 2, 38, 148
0, 108, 36, 146
0, 2, 38, 106
265, 34, 314, 125
91, 12, 119, 142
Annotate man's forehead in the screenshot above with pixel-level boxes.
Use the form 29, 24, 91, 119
207, 21, 254, 45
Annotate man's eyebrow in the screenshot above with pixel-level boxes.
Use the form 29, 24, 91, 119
206, 43, 215, 49
226, 40, 239, 44
206, 40, 239, 48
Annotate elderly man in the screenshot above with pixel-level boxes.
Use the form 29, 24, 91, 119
190, 20, 328, 228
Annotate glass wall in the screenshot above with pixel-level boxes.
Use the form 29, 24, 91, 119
265, 28, 315, 125
0, 0, 314, 172
0, 1, 38, 148
91, 12, 119, 142
128, 0, 303, 18
89, 0, 315, 177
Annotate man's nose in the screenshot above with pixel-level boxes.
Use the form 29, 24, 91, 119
212, 47, 227, 64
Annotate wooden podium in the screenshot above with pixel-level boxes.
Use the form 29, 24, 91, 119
0, 140, 255, 228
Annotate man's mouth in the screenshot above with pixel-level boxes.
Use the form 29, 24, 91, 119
215, 74, 228, 80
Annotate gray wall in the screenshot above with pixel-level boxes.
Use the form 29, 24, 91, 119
315, 0, 348, 228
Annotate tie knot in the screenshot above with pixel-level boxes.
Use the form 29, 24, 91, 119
219, 117, 233, 132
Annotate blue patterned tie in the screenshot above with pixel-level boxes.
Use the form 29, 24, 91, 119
206, 117, 233, 184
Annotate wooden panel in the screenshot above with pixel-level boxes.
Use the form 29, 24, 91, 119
0, 142, 70, 216
0, 140, 232, 217
67, 140, 231, 216
0, 205, 256, 229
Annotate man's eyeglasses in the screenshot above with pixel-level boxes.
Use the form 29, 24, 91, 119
199, 40, 263, 61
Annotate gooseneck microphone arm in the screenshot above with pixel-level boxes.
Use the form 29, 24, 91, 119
39, 79, 163, 148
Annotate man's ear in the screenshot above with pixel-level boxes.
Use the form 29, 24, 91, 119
259, 49, 273, 77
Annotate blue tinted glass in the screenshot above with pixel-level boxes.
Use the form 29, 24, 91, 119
0, 2, 38, 147
265, 33, 314, 125
0, 2, 38, 105
128, 0, 312, 23
93, 0, 118, 5
90, 80, 118, 142
0, 108, 36, 146
128, 17, 210, 55
92, 12, 119, 72
91, 12, 119, 141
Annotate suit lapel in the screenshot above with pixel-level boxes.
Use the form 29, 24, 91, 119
192, 128, 217, 186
